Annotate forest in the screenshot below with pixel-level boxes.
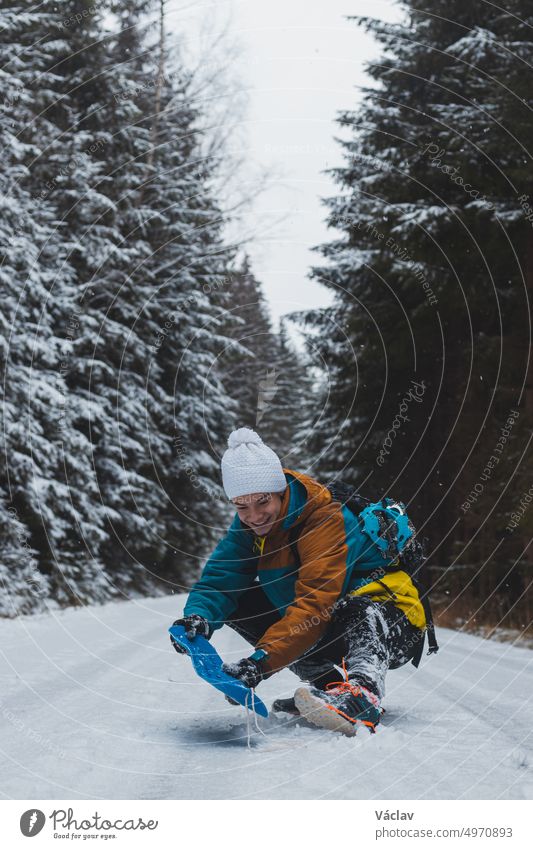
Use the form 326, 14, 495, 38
0, 0, 531, 640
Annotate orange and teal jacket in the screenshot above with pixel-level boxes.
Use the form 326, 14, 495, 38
183, 468, 426, 674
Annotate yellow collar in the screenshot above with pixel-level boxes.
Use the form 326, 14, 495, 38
253, 535, 266, 555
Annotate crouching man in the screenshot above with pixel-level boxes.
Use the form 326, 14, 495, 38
171, 427, 430, 735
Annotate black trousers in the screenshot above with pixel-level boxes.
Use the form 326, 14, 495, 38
226, 584, 423, 700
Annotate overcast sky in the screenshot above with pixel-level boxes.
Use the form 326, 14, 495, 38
167, 0, 403, 329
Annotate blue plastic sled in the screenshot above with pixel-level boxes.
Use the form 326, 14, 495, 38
169, 625, 268, 718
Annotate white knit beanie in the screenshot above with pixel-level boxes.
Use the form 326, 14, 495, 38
221, 427, 287, 500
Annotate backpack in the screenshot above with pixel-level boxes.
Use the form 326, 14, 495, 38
288, 479, 439, 667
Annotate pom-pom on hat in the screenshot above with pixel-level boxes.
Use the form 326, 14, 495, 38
221, 427, 287, 500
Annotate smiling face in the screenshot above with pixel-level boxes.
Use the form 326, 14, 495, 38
232, 490, 284, 536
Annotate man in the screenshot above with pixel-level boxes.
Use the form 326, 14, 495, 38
171, 427, 428, 734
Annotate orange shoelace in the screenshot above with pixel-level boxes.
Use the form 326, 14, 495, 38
323, 658, 378, 731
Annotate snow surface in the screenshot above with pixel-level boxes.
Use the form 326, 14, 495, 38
0, 594, 532, 800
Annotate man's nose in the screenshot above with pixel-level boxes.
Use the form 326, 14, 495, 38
250, 508, 267, 523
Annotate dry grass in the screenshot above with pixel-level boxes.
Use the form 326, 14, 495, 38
434, 604, 533, 649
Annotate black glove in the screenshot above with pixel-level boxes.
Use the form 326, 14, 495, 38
222, 654, 266, 689
170, 614, 211, 655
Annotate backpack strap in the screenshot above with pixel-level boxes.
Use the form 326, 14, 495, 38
409, 576, 440, 667
374, 579, 398, 602
422, 596, 439, 655
399, 533, 440, 666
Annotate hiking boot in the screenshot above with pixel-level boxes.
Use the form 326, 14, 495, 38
294, 680, 382, 735
272, 697, 300, 716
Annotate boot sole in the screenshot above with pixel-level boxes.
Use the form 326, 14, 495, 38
294, 688, 358, 737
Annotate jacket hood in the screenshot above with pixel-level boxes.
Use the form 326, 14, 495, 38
277, 467, 332, 531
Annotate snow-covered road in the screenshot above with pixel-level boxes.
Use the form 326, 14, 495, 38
0, 595, 532, 800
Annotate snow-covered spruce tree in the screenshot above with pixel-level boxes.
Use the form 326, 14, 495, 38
218, 256, 316, 470
1, 0, 174, 603
0, 488, 48, 616
0, 1, 114, 609
219, 254, 279, 428
110, 0, 246, 582
0, 1, 257, 608
68, 0, 178, 593
304, 1, 533, 624
0, 100, 53, 615
289, 302, 370, 488
9, 0, 159, 604
428, 0, 533, 626
261, 318, 318, 470
29, 0, 230, 595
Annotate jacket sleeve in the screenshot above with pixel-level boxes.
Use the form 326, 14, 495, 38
183, 514, 258, 629
256, 502, 348, 672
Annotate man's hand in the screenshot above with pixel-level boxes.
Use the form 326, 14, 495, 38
222, 651, 267, 689
170, 614, 211, 655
